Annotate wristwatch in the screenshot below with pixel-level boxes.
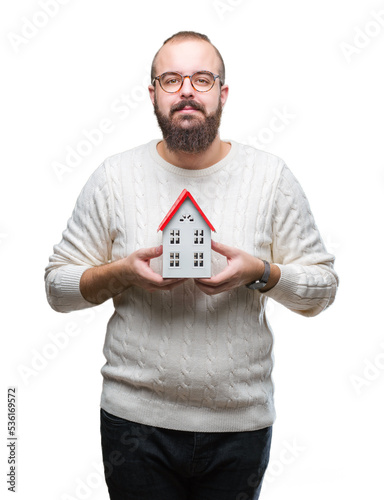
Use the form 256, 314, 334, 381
246, 260, 271, 290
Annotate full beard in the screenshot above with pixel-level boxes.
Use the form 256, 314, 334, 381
154, 97, 223, 154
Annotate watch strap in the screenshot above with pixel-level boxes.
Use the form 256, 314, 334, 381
246, 260, 271, 290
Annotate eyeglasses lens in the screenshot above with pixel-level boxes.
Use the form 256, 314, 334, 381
160, 72, 215, 92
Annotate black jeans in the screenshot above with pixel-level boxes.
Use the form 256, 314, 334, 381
100, 408, 272, 500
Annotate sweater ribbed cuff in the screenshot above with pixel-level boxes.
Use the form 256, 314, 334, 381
47, 265, 96, 312
263, 264, 298, 303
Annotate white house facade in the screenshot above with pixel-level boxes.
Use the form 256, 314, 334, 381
158, 191, 215, 278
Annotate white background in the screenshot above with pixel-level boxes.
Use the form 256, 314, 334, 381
1, 0, 383, 498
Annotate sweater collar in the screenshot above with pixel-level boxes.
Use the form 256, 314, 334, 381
149, 139, 238, 177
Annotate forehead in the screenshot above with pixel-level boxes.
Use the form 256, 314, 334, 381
155, 40, 220, 74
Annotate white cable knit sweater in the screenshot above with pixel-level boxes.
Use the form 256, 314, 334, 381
45, 140, 338, 432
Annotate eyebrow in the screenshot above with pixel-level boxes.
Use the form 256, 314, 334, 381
161, 69, 212, 74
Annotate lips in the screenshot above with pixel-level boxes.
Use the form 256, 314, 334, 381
171, 101, 205, 114
177, 107, 198, 112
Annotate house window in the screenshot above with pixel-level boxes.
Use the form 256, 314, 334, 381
194, 229, 204, 244
169, 252, 180, 267
194, 252, 204, 267
179, 214, 194, 223
170, 229, 180, 244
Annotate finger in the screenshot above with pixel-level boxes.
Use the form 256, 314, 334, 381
211, 240, 237, 258
195, 265, 234, 286
136, 245, 163, 260
141, 266, 182, 287
145, 278, 188, 292
160, 278, 188, 291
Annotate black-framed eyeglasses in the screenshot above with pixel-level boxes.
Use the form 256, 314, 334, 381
152, 71, 222, 93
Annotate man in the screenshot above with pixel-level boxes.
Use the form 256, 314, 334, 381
45, 31, 338, 499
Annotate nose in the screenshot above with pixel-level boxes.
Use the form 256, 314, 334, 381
180, 76, 195, 97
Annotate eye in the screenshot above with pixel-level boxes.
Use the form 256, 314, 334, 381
193, 73, 214, 87
162, 73, 182, 85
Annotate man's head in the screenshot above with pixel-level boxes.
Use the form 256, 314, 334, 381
149, 31, 229, 154
150, 32, 225, 85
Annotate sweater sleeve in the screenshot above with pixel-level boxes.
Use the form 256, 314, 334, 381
44, 162, 115, 313
263, 165, 339, 317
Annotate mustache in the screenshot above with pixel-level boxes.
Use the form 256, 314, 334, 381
170, 100, 206, 115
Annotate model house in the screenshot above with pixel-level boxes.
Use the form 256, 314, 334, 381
157, 189, 215, 278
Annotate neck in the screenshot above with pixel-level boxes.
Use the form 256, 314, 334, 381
157, 135, 231, 170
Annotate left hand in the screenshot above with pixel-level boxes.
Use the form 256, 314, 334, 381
195, 240, 265, 295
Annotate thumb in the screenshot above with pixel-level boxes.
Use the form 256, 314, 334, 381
136, 245, 163, 260
211, 240, 237, 258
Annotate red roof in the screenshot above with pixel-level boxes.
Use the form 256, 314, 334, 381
157, 189, 215, 232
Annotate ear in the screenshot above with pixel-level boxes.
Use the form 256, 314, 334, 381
220, 84, 229, 107
148, 84, 155, 105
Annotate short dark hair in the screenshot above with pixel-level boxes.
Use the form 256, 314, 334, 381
151, 31, 225, 85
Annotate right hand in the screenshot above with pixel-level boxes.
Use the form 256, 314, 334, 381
123, 245, 187, 292
80, 245, 186, 304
